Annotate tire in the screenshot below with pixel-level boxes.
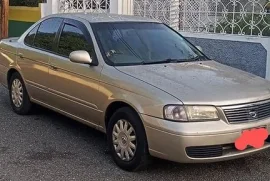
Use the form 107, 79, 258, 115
107, 107, 150, 171
8, 72, 32, 115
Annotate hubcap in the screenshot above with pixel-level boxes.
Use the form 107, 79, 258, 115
112, 119, 137, 161
11, 79, 23, 108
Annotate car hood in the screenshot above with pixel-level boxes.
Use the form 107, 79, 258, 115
116, 61, 270, 106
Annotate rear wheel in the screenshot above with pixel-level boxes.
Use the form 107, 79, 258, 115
8, 72, 32, 115
107, 107, 150, 171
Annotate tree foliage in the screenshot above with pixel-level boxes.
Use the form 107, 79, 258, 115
10, 0, 44, 7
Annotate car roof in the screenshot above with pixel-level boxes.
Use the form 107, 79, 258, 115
50, 13, 160, 23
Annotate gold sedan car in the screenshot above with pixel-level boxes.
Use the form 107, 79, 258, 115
1, 13, 270, 171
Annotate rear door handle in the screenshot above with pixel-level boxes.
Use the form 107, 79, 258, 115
50, 65, 58, 71
18, 53, 24, 59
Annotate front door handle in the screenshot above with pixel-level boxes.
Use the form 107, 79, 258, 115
18, 53, 24, 59
50, 65, 58, 71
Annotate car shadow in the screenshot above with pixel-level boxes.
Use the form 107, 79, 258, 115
32, 106, 270, 173
0, 100, 260, 180
33, 104, 107, 143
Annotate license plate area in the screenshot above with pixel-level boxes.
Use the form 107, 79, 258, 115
235, 126, 269, 151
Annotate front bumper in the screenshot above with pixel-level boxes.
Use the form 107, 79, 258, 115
141, 114, 270, 163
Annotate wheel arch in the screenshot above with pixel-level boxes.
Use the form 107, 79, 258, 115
6, 68, 28, 94
7, 68, 20, 85
104, 100, 142, 131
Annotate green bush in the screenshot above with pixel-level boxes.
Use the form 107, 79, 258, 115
9, 0, 45, 7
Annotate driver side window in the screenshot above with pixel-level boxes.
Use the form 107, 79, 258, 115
57, 24, 94, 57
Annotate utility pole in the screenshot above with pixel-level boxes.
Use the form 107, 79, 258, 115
1, 0, 9, 39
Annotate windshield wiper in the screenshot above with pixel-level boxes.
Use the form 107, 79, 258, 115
189, 55, 205, 61
141, 58, 181, 65
174, 55, 206, 62
140, 55, 207, 65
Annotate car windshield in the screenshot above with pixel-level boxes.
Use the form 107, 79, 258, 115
92, 22, 206, 66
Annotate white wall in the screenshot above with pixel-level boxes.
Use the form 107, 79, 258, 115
110, 0, 133, 15
40, 0, 59, 18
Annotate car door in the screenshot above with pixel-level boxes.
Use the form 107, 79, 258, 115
46, 18, 103, 127
18, 18, 63, 104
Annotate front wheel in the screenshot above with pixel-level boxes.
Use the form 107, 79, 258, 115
9, 72, 32, 115
107, 107, 150, 171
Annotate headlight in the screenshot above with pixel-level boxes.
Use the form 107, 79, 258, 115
164, 105, 219, 122
164, 105, 188, 121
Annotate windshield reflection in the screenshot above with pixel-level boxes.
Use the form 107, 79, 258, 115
92, 22, 206, 66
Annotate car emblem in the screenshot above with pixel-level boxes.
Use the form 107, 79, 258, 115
249, 111, 257, 118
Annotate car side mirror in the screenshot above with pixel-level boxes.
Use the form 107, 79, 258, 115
69, 50, 93, 64
196, 46, 203, 52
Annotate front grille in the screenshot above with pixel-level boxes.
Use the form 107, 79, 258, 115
223, 99, 270, 123
186, 145, 223, 158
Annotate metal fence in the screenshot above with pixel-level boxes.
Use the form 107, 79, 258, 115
134, 0, 270, 36
58, 0, 270, 37
133, 0, 180, 30
59, 0, 110, 13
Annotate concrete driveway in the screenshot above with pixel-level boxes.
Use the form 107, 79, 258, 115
0, 86, 270, 181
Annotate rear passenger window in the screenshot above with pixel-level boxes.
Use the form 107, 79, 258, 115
57, 24, 94, 57
24, 24, 39, 46
33, 18, 63, 51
